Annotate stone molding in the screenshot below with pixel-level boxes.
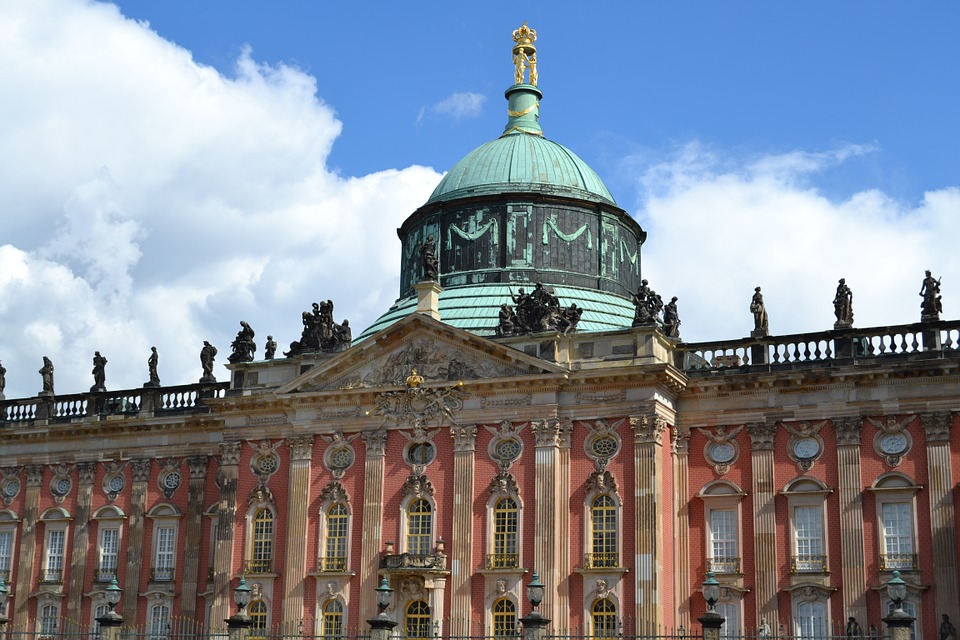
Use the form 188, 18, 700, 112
131, 459, 151, 483
288, 435, 314, 461
832, 417, 863, 446
747, 421, 776, 450
319, 480, 349, 504
26, 464, 44, 486
362, 429, 387, 457
187, 455, 209, 480
921, 411, 952, 443
451, 425, 477, 452
531, 419, 562, 447
401, 473, 435, 499
77, 461, 97, 484
219, 441, 242, 465
630, 414, 666, 445
487, 470, 519, 496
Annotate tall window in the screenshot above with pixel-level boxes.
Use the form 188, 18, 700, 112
591, 599, 617, 638
321, 600, 344, 639
407, 499, 433, 555
149, 603, 170, 640
795, 601, 826, 640
793, 506, 824, 572
716, 602, 741, 640
249, 600, 268, 639
0, 528, 12, 582
91, 603, 109, 640
887, 600, 918, 640
491, 497, 519, 568
39, 603, 59, 637
98, 527, 120, 581
44, 529, 66, 582
590, 495, 617, 568
324, 503, 349, 571
405, 600, 431, 640
153, 526, 176, 581
492, 598, 517, 637
709, 510, 738, 573
881, 502, 915, 570
251, 508, 274, 573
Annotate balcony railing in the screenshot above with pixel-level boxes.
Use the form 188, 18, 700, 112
243, 559, 273, 575
40, 568, 63, 584
791, 554, 828, 573
584, 552, 619, 569
150, 566, 175, 582
319, 556, 348, 572
95, 567, 117, 583
485, 553, 520, 570
380, 553, 447, 571
880, 553, 919, 571
707, 556, 741, 574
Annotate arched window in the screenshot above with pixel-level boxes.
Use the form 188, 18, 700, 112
0, 510, 20, 586
149, 603, 171, 640
783, 478, 831, 574
591, 598, 617, 638
39, 603, 59, 637
324, 503, 349, 571
407, 499, 432, 555
491, 497, 519, 569
321, 599, 344, 639
249, 600, 268, 639
404, 600, 431, 640
870, 473, 922, 572
590, 495, 618, 568
250, 508, 274, 573
492, 598, 517, 637
795, 601, 826, 640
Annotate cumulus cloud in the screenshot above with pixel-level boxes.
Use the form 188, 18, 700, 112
0, 0, 441, 398
631, 142, 960, 343
417, 92, 486, 124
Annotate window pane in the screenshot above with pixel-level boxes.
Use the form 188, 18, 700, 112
716, 603, 740, 640
253, 509, 274, 565
0, 530, 12, 576
407, 500, 433, 555
46, 530, 65, 571
710, 510, 738, 559
493, 497, 518, 567
100, 528, 119, 572
492, 598, 517, 637
796, 602, 826, 640
794, 506, 823, 556
882, 503, 914, 553
322, 600, 343, 639
405, 600, 431, 640
325, 503, 349, 567
592, 598, 617, 638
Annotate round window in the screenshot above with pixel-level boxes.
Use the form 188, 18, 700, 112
494, 438, 522, 462
55, 478, 72, 496
162, 471, 182, 490
256, 454, 280, 474
407, 442, 436, 465
329, 447, 354, 470
590, 435, 619, 458
107, 475, 125, 493
2, 478, 20, 497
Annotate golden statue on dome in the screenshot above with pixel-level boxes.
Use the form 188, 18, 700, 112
512, 22, 538, 86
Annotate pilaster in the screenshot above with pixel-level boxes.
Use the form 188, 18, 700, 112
67, 462, 97, 619
123, 458, 151, 624
556, 419, 572, 631
179, 456, 208, 620
921, 412, 960, 622
747, 421, 778, 625
211, 441, 241, 630
832, 418, 867, 623
449, 426, 476, 637
360, 429, 388, 622
13, 465, 44, 631
531, 419, 563, 626
282, 435, 314, 625
671, 426, 691, 629
631, 413, 666, 636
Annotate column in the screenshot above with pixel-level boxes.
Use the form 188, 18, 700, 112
211, 441, 241, 630
747, 421, 778, 625
122, 459, 151, 624
449, 426, 476, 636
631, 414, 666, 636
13, 465, 44, 631
67, 462, 97, 619
179, 456, 209, 620
833, 418, 867, 623
359, 430, 387, 622
531, 419, 562, 626
671, 426, 691, 629
556, 420, 572, 631
282, 435, 314, 625
921, 412, 960, 622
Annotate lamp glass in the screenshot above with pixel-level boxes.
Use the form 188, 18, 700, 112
375, 576, 393, 610
702, 571, 721, 608
234, 576, 252, 610
526, 571, 545, 608
886, 570, 907, 607
105, 578, 122, 608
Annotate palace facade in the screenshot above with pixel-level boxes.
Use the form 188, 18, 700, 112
2, 23, 959, 640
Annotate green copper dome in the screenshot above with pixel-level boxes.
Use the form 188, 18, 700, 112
427, 85, 616, 206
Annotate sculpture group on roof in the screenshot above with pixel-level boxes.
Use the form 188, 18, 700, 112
228, 321, 256, 363
632, 279, 681, 340
284, 300, 352, 356
496, 282, 582, 336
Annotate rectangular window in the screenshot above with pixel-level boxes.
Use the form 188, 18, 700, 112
98, 527, 119, 580
40, 603, 60, 637
45, 529, 65, 582
0, 529, 12, 581
793, 506, 824, 572
716, 602, 740, 640
153, 526, 176, 581
324, 504, 349, 571
882, 503, 916, 570
796, 601, 826, 640
709, 509, 738, 573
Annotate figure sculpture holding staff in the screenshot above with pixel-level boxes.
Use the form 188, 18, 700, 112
416, 234, 439, 281
833, 278, 854, 328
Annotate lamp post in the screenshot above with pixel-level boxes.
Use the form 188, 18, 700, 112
0, 578, 9, 628
882, 571, 914, 640
96, 578, 124, 640
226, 577, 253, 640
367, 576, 398, 640
697, 572, 724, 640
520, 571, 550, 640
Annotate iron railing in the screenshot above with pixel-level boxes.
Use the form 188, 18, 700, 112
149, 566, 175, 582
243, 559, 273, 574
706, 556, 741, 574
318, 556, 348, 572
583, 552, 619, 569
485, 553, 520, 570
880, 553, 918, 571
39, 568, 63, 584
790, 554, 828, 573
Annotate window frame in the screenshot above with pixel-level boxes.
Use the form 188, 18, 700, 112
318, 500, 352, 573
404, 599, 432, 640
0, 509, 20, 584
491, 597, 517, 638
781, 478, 832, 575
147, 504, 181, 583
402, 497, 435, 556
869, 473, 922, 573
591, 598, 618, 638
698, 481, 747, 575
245, 500, 276, 575
320, 598, 344, 640
486, 494, 521, 570
39, 508, 71, 585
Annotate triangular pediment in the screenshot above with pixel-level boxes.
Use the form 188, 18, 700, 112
277, 314, 567, 394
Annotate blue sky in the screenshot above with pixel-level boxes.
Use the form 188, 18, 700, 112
0, 0, 958, 397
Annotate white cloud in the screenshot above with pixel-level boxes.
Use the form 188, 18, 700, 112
0, 0, 441, 398
419, 92, 486, 123
631, 143, 960, 343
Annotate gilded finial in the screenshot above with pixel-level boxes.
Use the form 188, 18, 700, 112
405, 368, 425, 388
512, 22, 538, 86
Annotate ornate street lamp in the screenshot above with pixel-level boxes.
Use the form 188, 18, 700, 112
886, 570, 907, 613
226, 577, 253, 640
0, 578, 9, 628
96, 578, 124, 640
367, 576, 398, 640
697, 572, 724, 640
520, 570, 550, 640
881, 570, 914, 640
